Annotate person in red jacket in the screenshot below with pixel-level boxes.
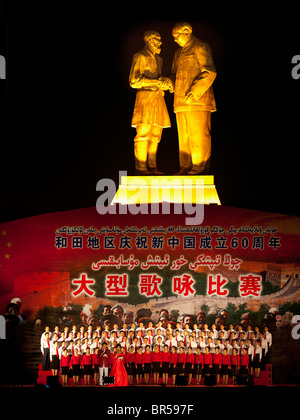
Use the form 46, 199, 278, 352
212, 346, 222, 385
186, 347, 194, 385
177, 346, 186, 376
169, 346, 178, 385
194, 347, 204, 385
70, 347, 81, 385
203, 346, 213, 376
126, 346, 136, 385
161, 345, 171, 385
231, 347, 240, 384
109, 348, 117, 368
135, 346, 143, 385
221, 347, 231, 385
60, 348, 70, 386
81, 347, 93, 385
152, 344, 162, 385
142, 345, 152, 384
240, 347, 249, 376
92, 347, 99, 385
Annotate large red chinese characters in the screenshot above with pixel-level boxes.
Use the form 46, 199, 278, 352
72, 273, 95, 297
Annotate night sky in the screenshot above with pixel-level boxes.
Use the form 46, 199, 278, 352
1, 8, 299, 222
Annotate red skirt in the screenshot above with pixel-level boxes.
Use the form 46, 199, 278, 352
109, 358, 129, 387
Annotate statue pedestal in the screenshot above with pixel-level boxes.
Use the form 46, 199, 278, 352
111, 175, 221, 205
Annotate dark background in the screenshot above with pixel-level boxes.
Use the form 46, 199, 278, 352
1, 7, 299, 222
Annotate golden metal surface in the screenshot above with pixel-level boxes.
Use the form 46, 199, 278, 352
129, 31, 172, 175
112, 176, 221, 205
128, 23, 217, 177
171, 22, 217, 175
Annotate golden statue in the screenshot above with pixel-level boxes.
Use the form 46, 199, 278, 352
129, 31, 172, 175
171, 22, 217, 175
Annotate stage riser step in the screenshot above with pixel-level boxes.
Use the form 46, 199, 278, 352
37, 372, 269, 386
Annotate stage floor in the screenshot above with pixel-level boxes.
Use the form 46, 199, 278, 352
1, 384, 299, 417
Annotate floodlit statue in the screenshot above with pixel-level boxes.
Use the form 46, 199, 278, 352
129, 31, 172, 175
171, 22, 217, 175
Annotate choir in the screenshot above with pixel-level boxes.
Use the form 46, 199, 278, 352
40, 321, 272, 386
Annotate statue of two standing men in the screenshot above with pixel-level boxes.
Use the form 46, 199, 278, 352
129, 22, 217, 175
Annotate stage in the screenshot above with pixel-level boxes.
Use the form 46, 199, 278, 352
1, 384, 299, 416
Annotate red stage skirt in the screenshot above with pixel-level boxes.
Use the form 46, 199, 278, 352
109, 357, 129, 387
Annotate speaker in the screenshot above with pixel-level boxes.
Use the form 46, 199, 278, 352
103, 376, 115, 385
46, 376, 61, 387
235, 374, 254, 386
204, 374, 216, 386
175, 375, 188, 386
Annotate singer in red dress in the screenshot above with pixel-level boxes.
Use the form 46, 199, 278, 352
109, 344, 129, 387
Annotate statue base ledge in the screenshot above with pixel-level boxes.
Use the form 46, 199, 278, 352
111, 175, 221, 205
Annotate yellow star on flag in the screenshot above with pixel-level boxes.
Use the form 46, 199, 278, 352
0, 229, 12, 267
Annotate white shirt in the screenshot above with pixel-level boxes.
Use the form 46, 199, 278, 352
100, 335, 109, 344
136, 327, 146, 337
202, 329, 210, 338
145, 335, 154, 346
120, 341, 130, 352
193, 328, 201, 338
227, 329, 236, 339
67, 344, 75, 356
154, 335, 165, 344
59, 347, 66, 358
218, 329, 228, 339
200, 335, 207, 345
188, 339, 198, 353
50, 344, 60, 360
86, 330, 94, 340
208, 342, 215, 353
210, 329, 218, 341
81, 343, 90, 353
260, 338, 268, 353
199, 341, 206, 353
41, 331, 52, 344
217, 343, 225, 354
52, 330, 61, 339
109, 336, 118, 345
90, 342, 100, 354
142, 343, 153, 352
156, 327, 166, 336
135, 336, 144, 346
264, 331, 272, 346
239, 344, 248, 356
40, 336, 51, 353
156, 343, 164, 351
232, 344, 240, 355
174, 334, 183, 343
183, 328, 192, 336
182, 335, 190, 346
75, 343, 82, 355
166, 338, 177, 349
126, 336, 134, 345
225, 343, 233, 355
235, 329, 245, 342
71, 329, 77, 337
245, 329, 254, 340
247, 344, 254, 358
120, 328, 128, 336
146, 327, 155, 336
253, 345, 262, 360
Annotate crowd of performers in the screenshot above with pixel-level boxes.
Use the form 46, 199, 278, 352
40, 320, 272, 386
